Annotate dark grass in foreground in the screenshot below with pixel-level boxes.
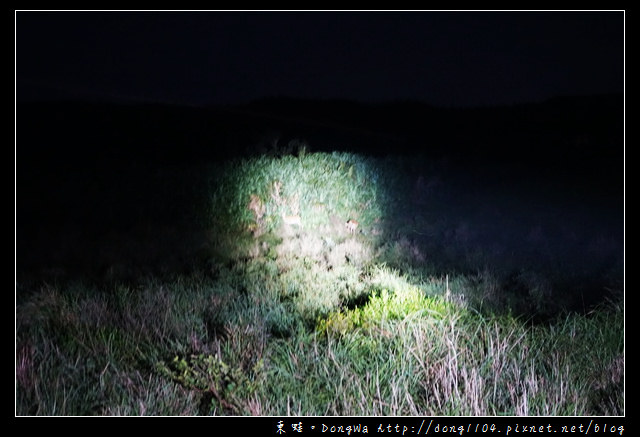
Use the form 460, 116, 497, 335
16, 151, 623, 415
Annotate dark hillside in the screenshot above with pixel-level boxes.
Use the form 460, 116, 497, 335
17, 95, 623, 283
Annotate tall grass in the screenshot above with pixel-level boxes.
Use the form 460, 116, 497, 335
16, 150, 623, 415
16, 271, 623, 415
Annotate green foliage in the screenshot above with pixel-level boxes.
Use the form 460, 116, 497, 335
156, 353, 265, 414
16, 263, 623, 416
16, 151, 623, 416
205, 152, 397, 239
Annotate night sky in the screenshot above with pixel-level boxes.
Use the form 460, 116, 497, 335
16, 11, 624, 107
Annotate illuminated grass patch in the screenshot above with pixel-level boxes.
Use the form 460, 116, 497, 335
16, 150, 623, 415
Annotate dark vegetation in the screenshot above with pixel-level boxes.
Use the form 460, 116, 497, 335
17, 94, 622, 282
16, 94, 623, 415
